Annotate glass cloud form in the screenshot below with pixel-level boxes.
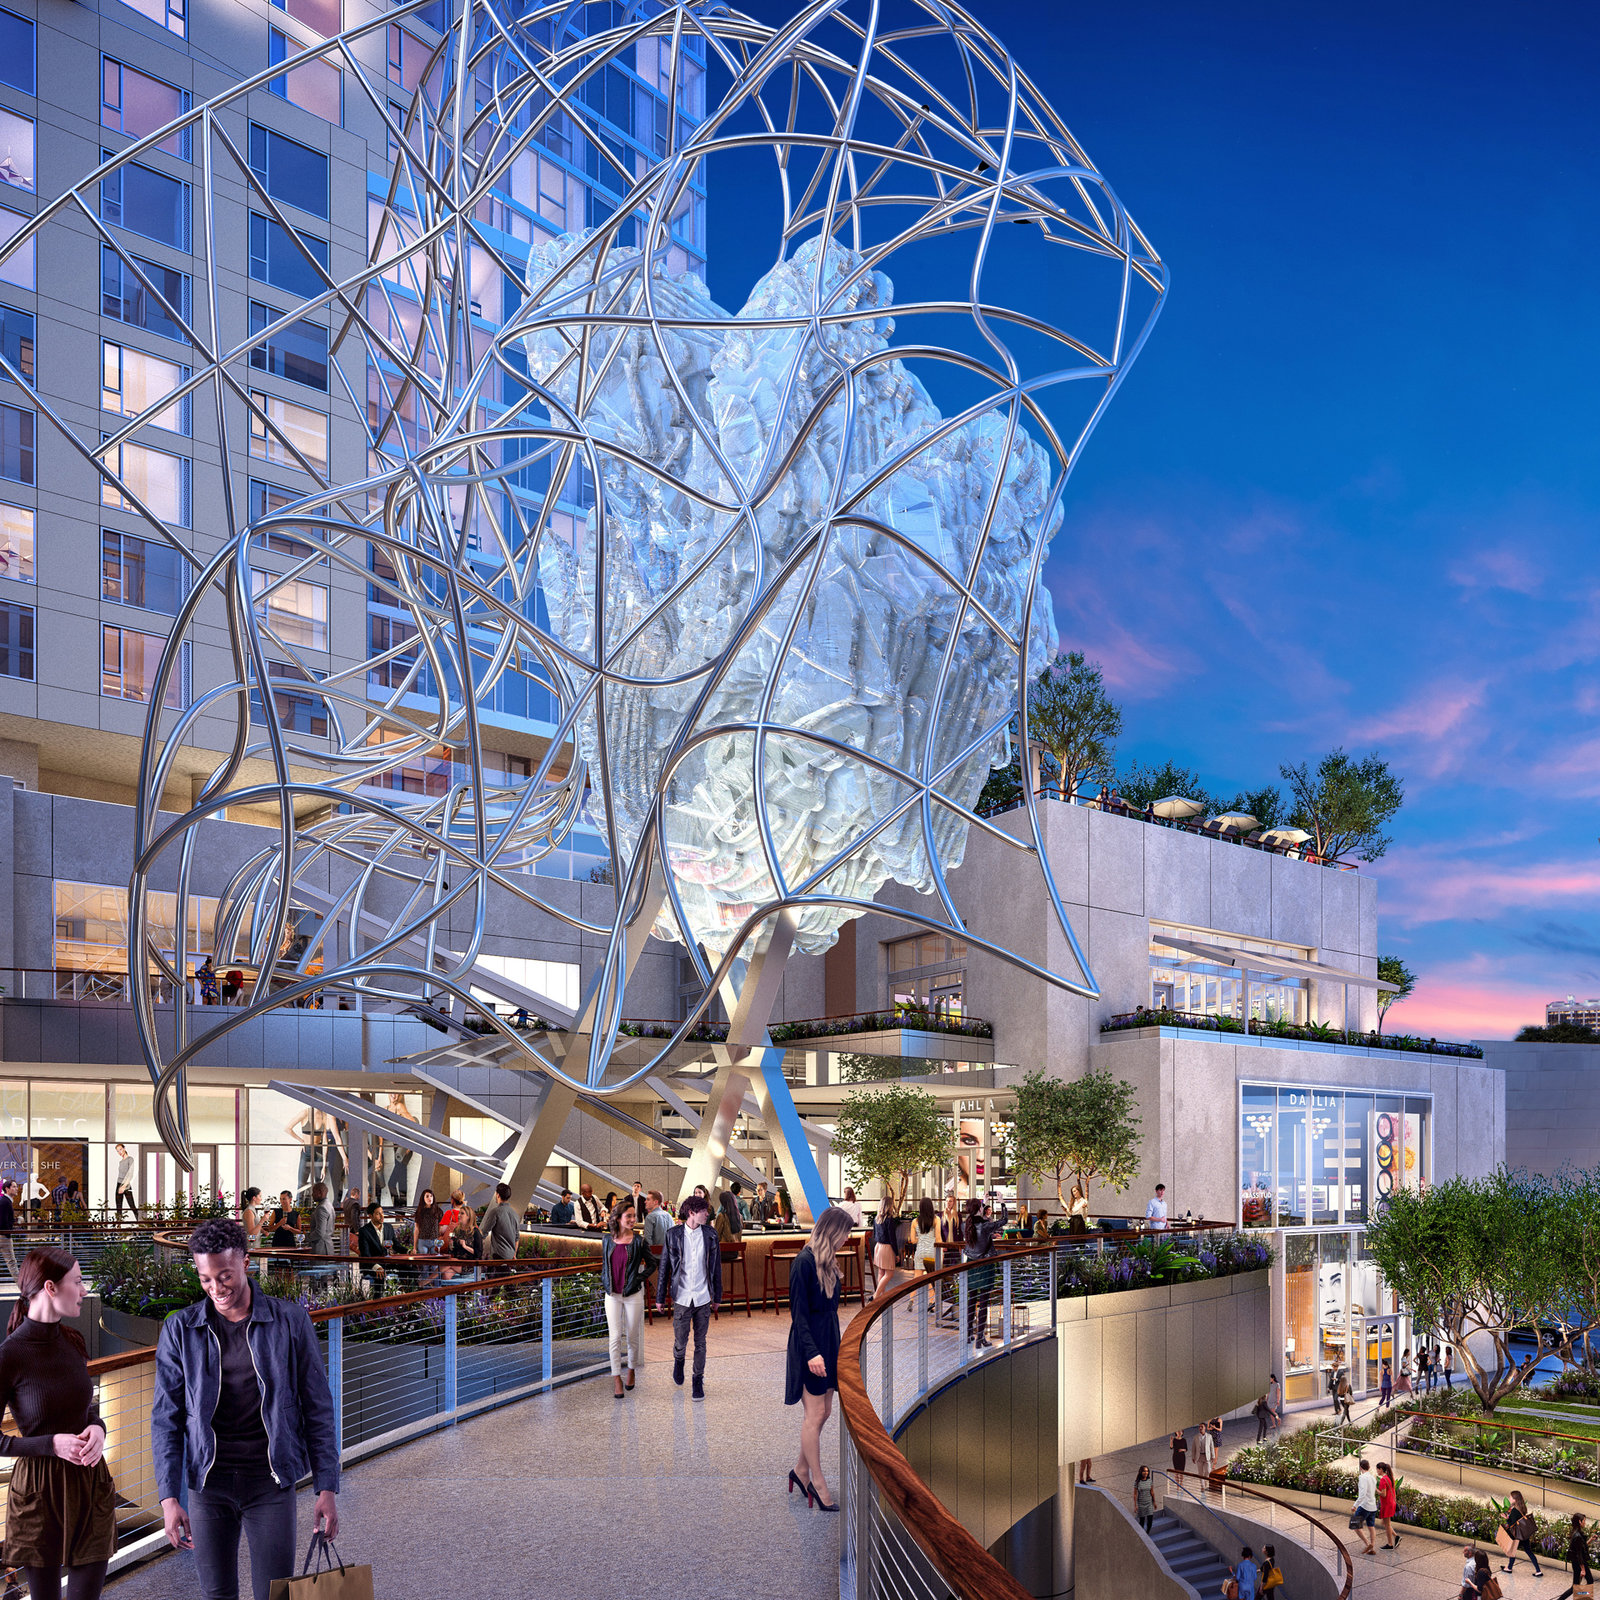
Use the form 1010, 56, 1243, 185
2, 0, 1165, 1160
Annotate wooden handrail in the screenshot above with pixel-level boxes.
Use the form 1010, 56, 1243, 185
836, 1243, 1058, 1600
1403, 1406, 1600, 1449
1195, 1477, 1354, 1600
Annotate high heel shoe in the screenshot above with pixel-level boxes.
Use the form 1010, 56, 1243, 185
788, 1470, 808, 1497
807, 1485, 839, 1513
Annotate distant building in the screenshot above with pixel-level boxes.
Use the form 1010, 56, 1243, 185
1548, 997, 1600, 1028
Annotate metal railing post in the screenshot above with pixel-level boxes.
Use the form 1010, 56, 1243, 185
881, 1305, 894, 1427
1050, 1246, 1059, 1330
918, 1279, 929, 1397
958, 1271, 969, 1367
541, 1276, 553, 1388
327, 1317, 343, 1460
444, 1290, 458, 1414
1002, 1258, 1013, 1348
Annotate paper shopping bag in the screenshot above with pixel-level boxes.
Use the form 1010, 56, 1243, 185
269, 1535, 375, 1600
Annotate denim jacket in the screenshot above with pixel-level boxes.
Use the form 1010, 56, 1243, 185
151, 1289, 340, 1500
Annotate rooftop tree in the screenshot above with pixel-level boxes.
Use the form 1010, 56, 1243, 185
1376, 956, 1417, 1033
1024, 650, 1122, 801
1279, 747, 1404, 863
831, 1083, 954, 1214
1365, 1166, 1600, 1412
1011, 1067, 1142, 1209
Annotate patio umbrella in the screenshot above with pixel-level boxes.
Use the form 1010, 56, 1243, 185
1211, 812, 1260, 833
1150, 795, 1205, 819
1258, 827, 1312, 847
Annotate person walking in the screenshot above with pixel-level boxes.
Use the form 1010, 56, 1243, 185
0, 1181, 18, 1282
870, 1203, 906, 1300
603, 1203, 654, 1399
1259, 1545, 1284, 1599
1170, 1427, 1188, 1486
1267, 1372, 1282, 1432
1380, 1358, 1392, 1407
1444, 1344, 1455, 1390
1418, 1346, 1432, 1392
153, 1219, 340, 1600
1396, 1350, 1412, 1394
305, 1182, 334, 1256
962, 1198, 1003, 1349
1463, 1550, 1496, 1600
912, 1198, 940, 1276
1334, 1365, 1354, 1424
1377, 1461, 1401, 1550
1134, 1465, 1157, 1534
1197, 1416, 1218, 1489
113, 1144, 138, 1220
0, 1247, 115, 1600
1354, 1458, 1379, 1555
1503, 1490, 1543, 1576
658, 1194, 721, 1398
1230, 1546, 1258, 1600
1253, 1394, 1273, 1443
1553, 1512, 1593, 1600
413, 1188, 444, 1255
785, 1205, 852, 1512
480, 1182, 522, 1271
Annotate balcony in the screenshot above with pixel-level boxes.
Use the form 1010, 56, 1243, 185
1100, 1007, 1482, 1060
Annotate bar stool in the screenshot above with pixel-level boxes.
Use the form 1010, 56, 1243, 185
839, 1234, 866, 1305
714, 1240, 752, 1319
762, 1236, 806, 1312
645, 1245, 668, 1325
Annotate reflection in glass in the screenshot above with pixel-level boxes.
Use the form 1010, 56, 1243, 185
1342, 1093, 1373, 1224
1284, 1233, 1318, 1403
1276, 1092, 1306, 1228
1240, 1085, 1273, 1227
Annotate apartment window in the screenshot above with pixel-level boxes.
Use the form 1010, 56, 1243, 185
101, 528, 185, 613
102, 58, 190, 159
102, 623, 186, 706
0, 304, 32, 382
368, 612, 420, 689
101, 248, 191, 343
247, 479, 326, 563
409, 0, 449, 32
248, 124, 329, 221
113, 0, 185, 39
0, 402, 32, 484
0, 502, 31, 581
248, 303, 328, 391
250, 658, 328, 736
387, 25, 429, 92
0, 11, 34, 96
270, 0, 340, 38
248, 213, 330, 299
102, 342, 190, 433
249, 390, 328, 475
0, 109, 33, 193
0, 209, 33, 291
101, 154, 190, 250
252, 566, 328, 650
100, 439, 190, 526
0, 597, 31, 677
471, 955, 580, 1013
268, 31, 342, 126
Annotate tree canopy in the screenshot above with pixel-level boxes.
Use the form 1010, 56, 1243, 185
1376, 955, 1417, 1032
1365, 1166, 1600, 1411
1279, 747, 1404, 862
1116, 759, 1215, 812
1010, 1067, 1142, 1208
831, 1084, 953, 1213
1024, 650, 1122, 800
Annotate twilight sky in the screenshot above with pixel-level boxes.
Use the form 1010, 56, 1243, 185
704, 0, 1600, 1041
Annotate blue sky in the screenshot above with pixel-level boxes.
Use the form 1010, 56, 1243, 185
704, 0, 1600, 1039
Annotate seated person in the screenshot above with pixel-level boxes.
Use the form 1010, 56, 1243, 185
550, 1188, 576, 1227
357, 1202, 391, 1285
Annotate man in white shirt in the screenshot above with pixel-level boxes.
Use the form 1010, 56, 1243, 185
575, 1183, 604, 1230
1145, 1184, 1169, 1229
1353, 1458, 1378, 1554
657, 1195, 722, 1398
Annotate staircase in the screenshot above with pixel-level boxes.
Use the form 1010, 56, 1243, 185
1147, 1509, 1236, 1596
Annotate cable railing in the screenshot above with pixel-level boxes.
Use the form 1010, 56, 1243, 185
18, 1255, 610, 1579
1155, 1471, 1353, 1600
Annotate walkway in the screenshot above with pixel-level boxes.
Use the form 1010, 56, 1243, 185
106, 1307, 853, 1600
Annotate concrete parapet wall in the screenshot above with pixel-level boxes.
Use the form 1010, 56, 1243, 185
1075, 1484, 1199, 1600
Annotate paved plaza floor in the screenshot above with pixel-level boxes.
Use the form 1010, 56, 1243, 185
106, 1307, 853, 1600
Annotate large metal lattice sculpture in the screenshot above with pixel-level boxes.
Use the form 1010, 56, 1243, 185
8, 0, 1165, 1165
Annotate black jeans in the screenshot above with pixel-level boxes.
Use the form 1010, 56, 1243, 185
189, 1469, 298, 1600
672, 1302, 712, 1379
1506, 1539, 1543, 1575
23, 1562, 107, 1600
115, 1188, 139, 1219
1139, 1515, 1155, 1534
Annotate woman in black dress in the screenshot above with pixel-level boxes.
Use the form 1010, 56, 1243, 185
786, 1205, 855, 1512
1, 1246, 116, 1599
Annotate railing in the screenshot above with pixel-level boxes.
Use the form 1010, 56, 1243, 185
1101, 1007, 1484, 1059
0, 1218, 163, 1278
838, 1242, 1060, 1600
1399, 1404, 1600, 1488
1155, 1470, 1353, 1600
0, 966, 364, 1009
43, 1255, 609, 1578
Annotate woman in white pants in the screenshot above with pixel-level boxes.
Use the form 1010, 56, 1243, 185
603, 1202, 655, 1398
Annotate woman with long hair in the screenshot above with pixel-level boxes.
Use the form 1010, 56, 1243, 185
413, 1188, 444, 1255
913, 1198, 940, 1276
871, 1202, 907, 1301
603, 1203, 655, 1398
0, 1247, 115, 1599
1068, 1179, 1090, 1235
838, 1187, 863, 1227
714, 1189, 744, 1244
963, 1198, 1003, 1348
1134, 1464, 1157, 1533
786, 1206, 854, 1512
239, 1187, 261, 1252
1377, 1461, 1400, 1550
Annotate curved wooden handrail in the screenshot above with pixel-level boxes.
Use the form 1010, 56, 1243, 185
836, 1242, 1059, 1600
1183, 1475, 1354, 1600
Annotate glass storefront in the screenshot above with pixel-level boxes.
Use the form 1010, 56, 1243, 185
1282, 1225, 1405, 1404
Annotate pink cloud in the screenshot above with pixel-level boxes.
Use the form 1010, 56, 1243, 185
1393, 971, 1551, 1041
1348, 679, 1489, 777
1531, 736, 1600, 798
1377, 851, 1600, 926
1447, 546, 1543, 596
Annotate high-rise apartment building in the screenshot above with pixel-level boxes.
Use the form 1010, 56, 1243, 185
0, 0, 705, 886
1549, 997, 1600, 1029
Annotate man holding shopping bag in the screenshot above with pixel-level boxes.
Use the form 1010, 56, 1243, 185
152, 1218, 345, 1600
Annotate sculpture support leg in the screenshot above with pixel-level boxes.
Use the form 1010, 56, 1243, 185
679, 1055, 753, 1203
748, 1049, 830, 1226
500, 1078, 578, 1213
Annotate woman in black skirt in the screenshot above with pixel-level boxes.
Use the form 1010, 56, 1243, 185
786, 1205, 855, 1513
1, 1246, 116, 1599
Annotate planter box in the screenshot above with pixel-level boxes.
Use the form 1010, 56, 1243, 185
99, 1303, 162, 1357
1396, 1444, 1600, 1514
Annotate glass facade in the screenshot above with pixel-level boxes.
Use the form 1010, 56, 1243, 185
1150, 925, 1311, 1025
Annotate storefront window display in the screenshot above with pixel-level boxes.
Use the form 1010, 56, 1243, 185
1240, 1083, 1431, 1228
1282, 1227, 1397, 1404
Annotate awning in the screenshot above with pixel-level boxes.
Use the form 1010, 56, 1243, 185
1150, 934, 1400, 993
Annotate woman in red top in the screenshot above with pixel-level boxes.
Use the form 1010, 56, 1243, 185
1377, 1461, 1400, 1549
